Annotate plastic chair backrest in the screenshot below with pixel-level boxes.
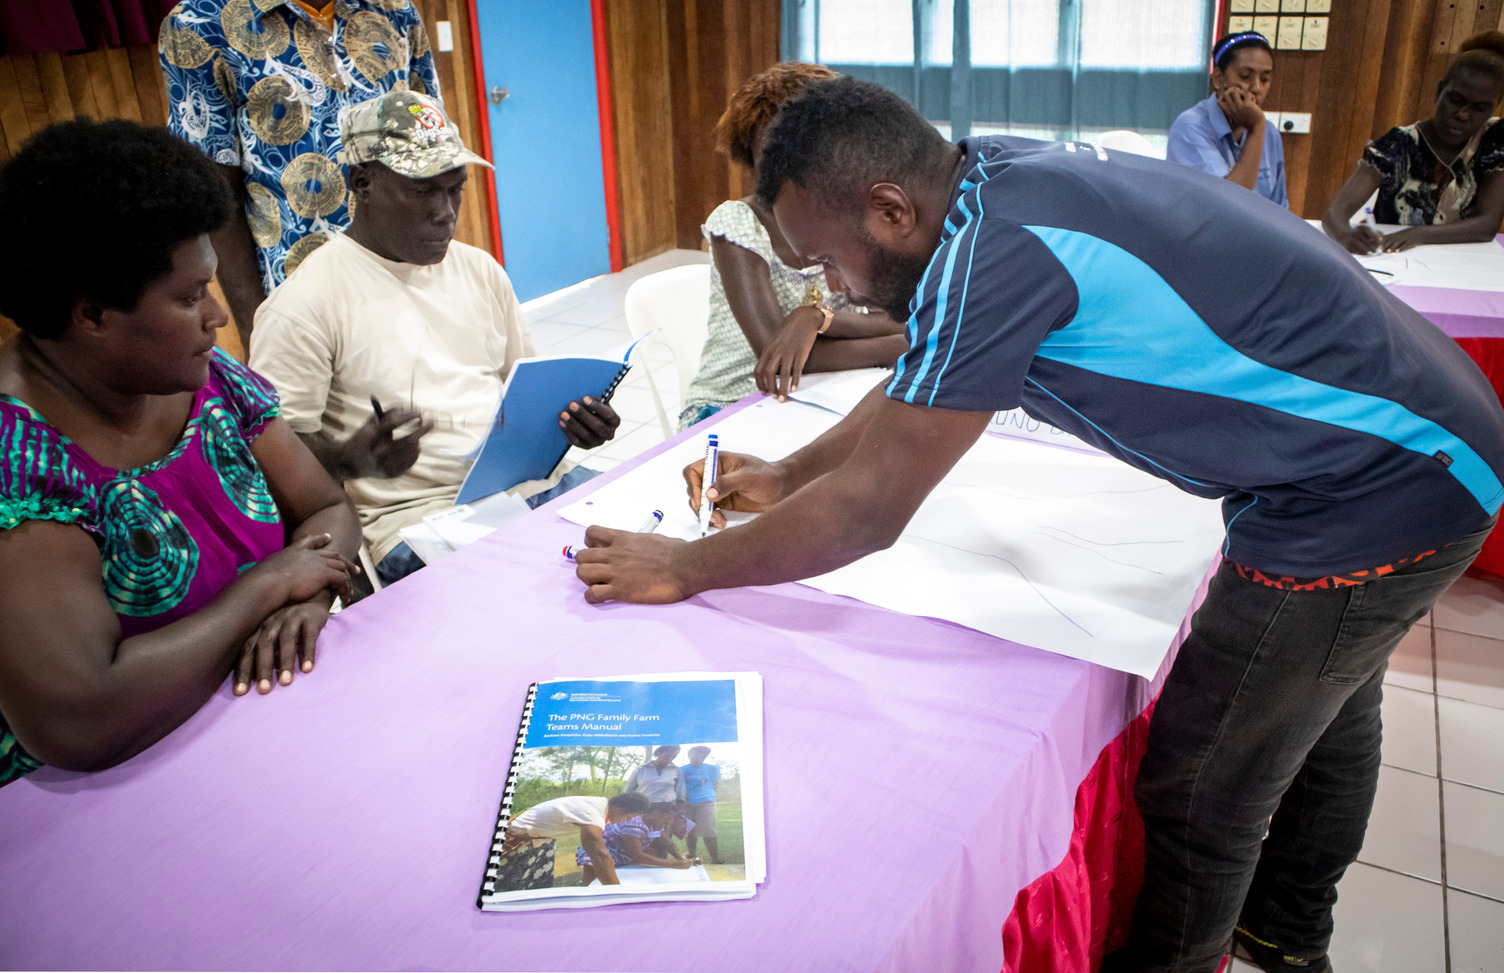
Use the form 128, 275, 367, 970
1097, 129, 1158, 158
624, 264, 712, 402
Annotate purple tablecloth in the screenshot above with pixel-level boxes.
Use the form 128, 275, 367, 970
0, 410, 1173, 973
1388, 235, 1504, 339
1390, 284, 1504, 338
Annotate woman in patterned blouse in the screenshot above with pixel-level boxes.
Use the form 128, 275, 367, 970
679, 63, 909, 427
1323, 31, 1504, 254
0, 120, 362, 785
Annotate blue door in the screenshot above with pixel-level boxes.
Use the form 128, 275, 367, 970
473, 0, 612, 302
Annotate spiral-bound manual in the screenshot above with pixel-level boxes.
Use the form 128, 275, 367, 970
456, 336, 647, 504
477, 671, 765, 912
478, 681, 540, 900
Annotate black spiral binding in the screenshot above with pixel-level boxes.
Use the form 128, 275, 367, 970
599, 360, 631, 404
478, 682, 540, 904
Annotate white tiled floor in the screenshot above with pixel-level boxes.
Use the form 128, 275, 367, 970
533, 255, 1504, 973
1228, 571, 1504, 973
520, 248, 708, 474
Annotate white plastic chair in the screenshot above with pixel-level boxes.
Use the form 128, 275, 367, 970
623, 264, 712, 437
1096, 129, 1158, 158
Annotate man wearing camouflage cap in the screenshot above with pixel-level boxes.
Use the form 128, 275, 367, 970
250, 91, 620, 585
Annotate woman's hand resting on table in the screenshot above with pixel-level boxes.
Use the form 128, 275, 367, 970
1334, 223, 1385, 255
755, 305, 823, 401
231, 533, 356, 695
1378, 227, 1422, 252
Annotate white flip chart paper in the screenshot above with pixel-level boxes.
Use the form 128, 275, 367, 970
559, 400, 1224, 678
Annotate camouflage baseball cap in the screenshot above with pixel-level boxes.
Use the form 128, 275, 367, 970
339, 90, 493, 178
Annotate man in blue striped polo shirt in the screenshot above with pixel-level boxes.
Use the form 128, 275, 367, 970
573, 78, 1504, 971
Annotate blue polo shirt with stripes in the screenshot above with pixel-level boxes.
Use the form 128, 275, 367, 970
887, 136, 1504, 577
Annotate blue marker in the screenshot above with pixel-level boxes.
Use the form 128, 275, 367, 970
698, 434, 719, 537
563, 509, 664, 561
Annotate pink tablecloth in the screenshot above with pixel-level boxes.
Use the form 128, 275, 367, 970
0, 408, 1175, 973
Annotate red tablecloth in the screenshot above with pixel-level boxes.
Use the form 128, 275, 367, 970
1454, 337, 1504, 577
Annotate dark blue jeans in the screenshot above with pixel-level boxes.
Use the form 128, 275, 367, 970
1105, 517, 1494, 972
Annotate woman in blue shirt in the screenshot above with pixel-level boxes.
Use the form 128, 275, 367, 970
1167, 31, 1287, 207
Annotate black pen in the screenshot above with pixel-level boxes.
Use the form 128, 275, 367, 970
370, 394, 385, 420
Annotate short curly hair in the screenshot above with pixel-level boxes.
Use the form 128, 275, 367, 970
1444, 30, 1504, 89
756, 76, 950, 212
0, 118, 231, 340
714, 61, 840, 170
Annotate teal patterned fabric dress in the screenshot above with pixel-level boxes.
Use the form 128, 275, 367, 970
0, 349, 285, 785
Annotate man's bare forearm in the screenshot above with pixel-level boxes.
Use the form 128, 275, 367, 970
211, 164, 267, 349
296, 431, 360, 482
822, 308, 906, 339
774, 383, 888, 489
803, 335, 910, 375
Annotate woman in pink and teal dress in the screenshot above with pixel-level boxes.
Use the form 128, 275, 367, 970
0, 119, 362, 785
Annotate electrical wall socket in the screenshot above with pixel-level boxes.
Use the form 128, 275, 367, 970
436, 21, 454, 52
1302, 16, 1329, 50
1230, 15, 1254, 31
1275, 112, 1311, 134
1275, 16, 1304, 48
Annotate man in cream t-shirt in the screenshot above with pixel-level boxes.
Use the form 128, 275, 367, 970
251, 91, 619, 585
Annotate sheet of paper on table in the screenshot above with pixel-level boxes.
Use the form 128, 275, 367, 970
786, 366, 890, 415
1356, 237, 1504, 291
791, 369, 1103, 453
987, 407, 1104, 453
558, 399, 1225, 679
396, 490, 532, 565
1309, 218, 1504, 291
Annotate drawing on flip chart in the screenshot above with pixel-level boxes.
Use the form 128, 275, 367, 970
559, 397, 1225, 678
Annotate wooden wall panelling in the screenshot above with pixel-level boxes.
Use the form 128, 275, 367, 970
0, 58, 38, 158
1266, 48, 1309, 216
1318, 0, 1394, 219
604, 0, 780, 262
36, 54, 76, 122
409, 0, 493, 259
128, 45, 168, 126
732, 0, 781, 202
1374, 0, 1439, 141
603, 0, 678, 266
60, 51, 102, 121
668, 0, 730, 251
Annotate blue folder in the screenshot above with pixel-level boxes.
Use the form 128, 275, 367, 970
455, 342, 637, 504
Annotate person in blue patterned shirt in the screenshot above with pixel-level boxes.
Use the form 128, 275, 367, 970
158, 0, 442, 347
